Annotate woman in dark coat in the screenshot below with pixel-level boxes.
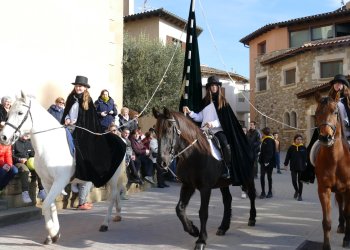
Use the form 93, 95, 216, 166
284, 134, 307, 201
94, 89, 117, 131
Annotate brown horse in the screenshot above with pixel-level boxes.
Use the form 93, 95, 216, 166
153, 107, 256, 250
314, 92, 350, 250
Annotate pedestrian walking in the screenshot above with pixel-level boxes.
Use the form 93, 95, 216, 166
284, 134, 307, 201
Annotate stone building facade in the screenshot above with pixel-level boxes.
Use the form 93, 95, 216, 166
240, 4, 350, 150
254, 45, 350, 150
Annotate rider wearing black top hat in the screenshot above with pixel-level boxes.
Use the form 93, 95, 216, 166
302, 74, 350, 183
62, 75, 126, 187
183, 75, 253, 186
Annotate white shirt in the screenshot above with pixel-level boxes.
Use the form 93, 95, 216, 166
65, 96, 79, 124
189, 102, 223, 134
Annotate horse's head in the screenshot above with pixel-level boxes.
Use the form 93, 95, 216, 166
314, 92, 340, 147
0, 91, 33, 145
152, 107, 182, 168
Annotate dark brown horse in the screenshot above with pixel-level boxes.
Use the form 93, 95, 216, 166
314, 92, 350, 250
153, 107, 256, 250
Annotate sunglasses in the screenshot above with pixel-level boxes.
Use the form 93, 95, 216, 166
58, 102, 65, 104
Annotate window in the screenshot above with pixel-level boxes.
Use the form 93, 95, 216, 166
257, 76, 267, 91
258, 41, 266, 55
290, 29, 309, 47
311, 25, 333, 40
284, 112, 290, 128
290, 111, 297, 128
335, 22, 350, 37
285, 68, 296, 85
320, 60, 343, 78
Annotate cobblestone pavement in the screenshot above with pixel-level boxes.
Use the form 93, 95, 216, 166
0, 155, 345, 250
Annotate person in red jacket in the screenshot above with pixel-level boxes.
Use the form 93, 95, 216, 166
0, 144, 18, 191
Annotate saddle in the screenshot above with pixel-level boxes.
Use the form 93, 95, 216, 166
310, 139, 350, 166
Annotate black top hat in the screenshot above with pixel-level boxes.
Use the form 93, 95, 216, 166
329, 74, 349, 87
205, 75, 222, 89
71, 75, 90, 88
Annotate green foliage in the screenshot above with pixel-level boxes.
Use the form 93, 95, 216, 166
123, 34, 184, 114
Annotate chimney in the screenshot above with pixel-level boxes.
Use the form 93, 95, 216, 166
123, 0, 134, 16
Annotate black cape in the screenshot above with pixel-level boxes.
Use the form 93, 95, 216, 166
61, 93, 126, 187
202, 96, 254, 186
217, 105, 254, 186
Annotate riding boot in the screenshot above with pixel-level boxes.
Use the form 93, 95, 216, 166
221, 145, 232, 179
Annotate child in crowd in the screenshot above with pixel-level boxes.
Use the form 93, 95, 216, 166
284, 134, 307, 201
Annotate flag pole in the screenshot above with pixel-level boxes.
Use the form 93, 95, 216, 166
179, 0, 202, 115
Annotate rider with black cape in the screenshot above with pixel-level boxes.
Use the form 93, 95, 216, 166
183, 75, 254, 186
61, 75, 126, 187
302, 74, 350, 183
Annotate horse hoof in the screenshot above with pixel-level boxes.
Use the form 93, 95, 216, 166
194, 243, 205, 250
99, 225, 109, 232
343, 239, 350, 248
188, 225, 199, 238
337, 225, 345, 234
113, 215, 122, 222
51, 232, 61, 243
216, 228, 226, 236
43, 236, 52, 245
248, 219, 256, 226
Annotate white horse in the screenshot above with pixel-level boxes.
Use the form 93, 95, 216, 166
0, 92, 126, 244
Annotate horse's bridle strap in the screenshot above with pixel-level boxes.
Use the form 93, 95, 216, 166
5, 101, 32, 136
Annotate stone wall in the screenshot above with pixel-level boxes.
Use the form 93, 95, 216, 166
254, 47, 350, 150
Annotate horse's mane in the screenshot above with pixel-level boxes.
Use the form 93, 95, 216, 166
170, 111, 212, 155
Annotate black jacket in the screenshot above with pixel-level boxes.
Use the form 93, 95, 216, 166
284, 144, 307, 172
246, 129, 261, 158
12, 139, 35, 164
0, 105, 8, 123
258, 136, 276, 167
61, 92, 126, 187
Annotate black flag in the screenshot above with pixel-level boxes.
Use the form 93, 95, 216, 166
179, 0, 202, 113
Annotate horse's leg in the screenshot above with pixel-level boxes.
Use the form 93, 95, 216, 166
216, 186, 232, 236
342, 191, 350, 248
318, 186, 332, 250
246, 180, 257, 226
41, 180, 68, 244
176, 184, 198, 237
195, 187, 211, 250
100, 165, 123, 232
335, 192, 345, 233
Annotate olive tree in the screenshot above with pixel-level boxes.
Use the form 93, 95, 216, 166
123, 34, 184, 114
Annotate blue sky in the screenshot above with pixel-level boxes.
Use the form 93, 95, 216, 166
133, 0, 343, 78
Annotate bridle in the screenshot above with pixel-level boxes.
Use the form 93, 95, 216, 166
4, 100, 33, 143
166, 118, 182, 161
316, 101, 339, 145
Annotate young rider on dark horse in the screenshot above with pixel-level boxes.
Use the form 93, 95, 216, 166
183, 75, 253, 185
303, 74, 350, 183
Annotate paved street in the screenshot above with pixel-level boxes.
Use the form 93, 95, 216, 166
0, 160, 346, 250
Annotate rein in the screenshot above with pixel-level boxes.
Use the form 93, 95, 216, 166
167, 118, 198, 161
5, 100, 113, 140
